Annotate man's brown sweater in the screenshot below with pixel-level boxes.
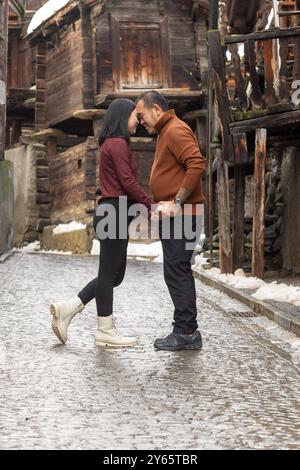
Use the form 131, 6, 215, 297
149, 110, 206, 214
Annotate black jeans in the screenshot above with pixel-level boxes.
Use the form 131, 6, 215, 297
159, 215, 202, 335
78, 198, 134, 316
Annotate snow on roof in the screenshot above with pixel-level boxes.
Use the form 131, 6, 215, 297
27, 0, 72, 35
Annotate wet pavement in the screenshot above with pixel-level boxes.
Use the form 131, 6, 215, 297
0, 252, 300, 450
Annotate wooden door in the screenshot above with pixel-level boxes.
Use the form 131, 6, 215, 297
111, 16, 172, 90
120, 24, 163, 89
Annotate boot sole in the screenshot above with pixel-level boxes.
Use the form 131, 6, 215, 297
154, 342, 202, 351
50, 304, 67, 344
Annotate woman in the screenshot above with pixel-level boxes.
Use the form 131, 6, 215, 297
50, 99, 153, 347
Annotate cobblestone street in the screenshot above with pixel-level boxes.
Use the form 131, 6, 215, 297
1, 252, 300, 450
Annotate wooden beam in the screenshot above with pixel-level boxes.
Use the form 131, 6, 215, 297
31, 128, 67, 141
95, 89, 203, 106
225, 27, 300, 45
182, 109, 207, 121
252, 128, 267, 279
73, 109, 106, 120
230, 109, 300, 134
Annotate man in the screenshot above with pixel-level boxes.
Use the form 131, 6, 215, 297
136, 91, 206, 351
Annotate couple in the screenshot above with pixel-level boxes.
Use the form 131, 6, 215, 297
50, 91, 206, 352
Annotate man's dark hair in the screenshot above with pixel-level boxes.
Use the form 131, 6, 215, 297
136, 90, 169, 112
99, 98, 135, 146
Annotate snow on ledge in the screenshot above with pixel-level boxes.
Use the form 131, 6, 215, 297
53, 221, 87, 235
193, 258, 300, 307
27, 0, 72, 35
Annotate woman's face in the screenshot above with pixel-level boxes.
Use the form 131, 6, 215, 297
128, 109, 139, 135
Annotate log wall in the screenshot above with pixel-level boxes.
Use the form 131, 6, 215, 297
94, 0, 200, 94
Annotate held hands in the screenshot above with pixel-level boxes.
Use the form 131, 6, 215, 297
151, 201, 182, 222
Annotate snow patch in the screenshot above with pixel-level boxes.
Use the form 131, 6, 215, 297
53, 221, 86, 235
14, 241, 72, 256
90, 239, 163, 263
194, 261, 300, 308
27, 0, 71, 35
253, 282, 300, 306
127, 241, 162, 259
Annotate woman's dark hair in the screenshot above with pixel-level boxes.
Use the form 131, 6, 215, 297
99, 98, 136, 146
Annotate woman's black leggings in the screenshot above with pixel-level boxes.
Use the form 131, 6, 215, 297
78, 198, 134, 317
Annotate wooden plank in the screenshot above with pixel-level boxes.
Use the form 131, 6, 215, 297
225, 27, 300, 44
110, 15, 121, 90
217, 149, 233, 274
160, 17, 173, 88
246, 40, 264, 108
209, 0, 219, 29
228, 44, 248, 111
80, 3, 95, 108
252, 128, 267, 279
195, 117, 207, 155
263, 39, 276, 106
279, 36, 291, 101
233, 164, 246, 271
229, 109, 300, 133
233, 133, 248, 165
208, 30, 234, 163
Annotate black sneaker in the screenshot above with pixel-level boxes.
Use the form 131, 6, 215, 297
154, 331, 202, 351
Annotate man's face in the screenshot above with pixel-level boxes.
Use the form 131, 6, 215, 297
136, 100, 163, 135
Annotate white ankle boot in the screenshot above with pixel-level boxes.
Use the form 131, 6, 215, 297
95, 315, 137, 348
50, 296, 85, 344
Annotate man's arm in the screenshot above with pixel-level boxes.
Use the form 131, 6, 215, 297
168, 124, 206, 198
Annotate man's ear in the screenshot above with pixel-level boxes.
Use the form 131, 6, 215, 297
153, 104, 163, 116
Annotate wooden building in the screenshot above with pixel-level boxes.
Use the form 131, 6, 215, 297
24, 0, 209, 230
207, 0, 300, 276
6, 1, 48, 146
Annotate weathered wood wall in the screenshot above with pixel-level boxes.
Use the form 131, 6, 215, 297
45, 20, 84, 127
94, 0, 200, 94
49, 138, 98, 224
26, 0, 48, 11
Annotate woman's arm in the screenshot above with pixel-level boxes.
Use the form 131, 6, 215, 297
110, 138, 153, 210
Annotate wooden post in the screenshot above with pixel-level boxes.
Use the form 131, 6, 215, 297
233, 133, 247, 271
252, 128, 267, 279
195, 117, 206, 155
209, 0, 219, 29
217, 148, 233, 274
208, 30, 234, 164
0, 0, 8, 160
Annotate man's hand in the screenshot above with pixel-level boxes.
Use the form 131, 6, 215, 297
152, 201, 182, 220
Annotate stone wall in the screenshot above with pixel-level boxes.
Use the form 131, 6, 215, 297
5, 145, 39, 246
0, 160, 14, 255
